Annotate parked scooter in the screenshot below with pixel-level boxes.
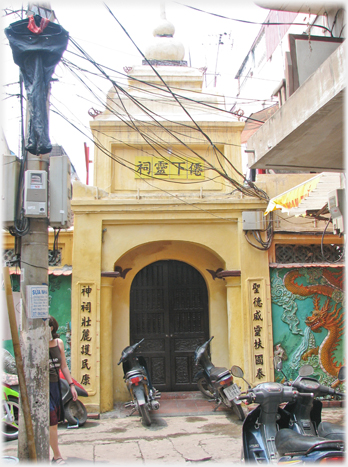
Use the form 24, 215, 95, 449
2, 383, 19, 441
274, 357, 345, 437
231, 364, 345, 463
194, 336, 245, 420
118, 339, 161, 426
59, 370, 88, 428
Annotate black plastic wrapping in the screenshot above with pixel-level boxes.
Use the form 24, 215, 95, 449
5, 16, 69, 155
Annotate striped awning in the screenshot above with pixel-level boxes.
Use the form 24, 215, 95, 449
265, 172, 342, 216
8, 265, 72, 276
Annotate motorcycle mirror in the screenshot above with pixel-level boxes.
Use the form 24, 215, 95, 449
231, 365, 252, 389
231, 365, 244, 379
298, 364, 314, 377
338, 366, 346, 381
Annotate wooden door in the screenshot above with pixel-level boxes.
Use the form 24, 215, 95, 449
130, 260, 209, 391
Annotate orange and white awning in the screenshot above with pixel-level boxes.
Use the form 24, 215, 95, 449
8, 265, 72, 275
265, 172, 342, 216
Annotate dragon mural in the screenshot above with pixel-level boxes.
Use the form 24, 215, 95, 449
271, 267, 344, 385
283, 268, 344, 380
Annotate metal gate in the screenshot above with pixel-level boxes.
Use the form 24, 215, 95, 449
130, 260, 209, 391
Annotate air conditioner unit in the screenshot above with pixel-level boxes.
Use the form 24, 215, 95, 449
328, 189, 345, 235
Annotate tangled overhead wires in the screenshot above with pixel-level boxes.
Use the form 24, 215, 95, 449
9, 72, 30, 239
53, 3, 274, 249
57, 4, 269, 203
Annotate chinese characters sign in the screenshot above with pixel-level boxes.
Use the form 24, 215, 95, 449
78, 282, 96, 395
249, 279, 266, 381
135, 156, 205, 180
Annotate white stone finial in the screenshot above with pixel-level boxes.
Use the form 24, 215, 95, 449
144, 0, 185, 62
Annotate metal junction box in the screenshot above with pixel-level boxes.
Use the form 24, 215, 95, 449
242, 211, 266, 231
49, 155, 72, 229
2, 154, 21, 228
24, 170, 47, 217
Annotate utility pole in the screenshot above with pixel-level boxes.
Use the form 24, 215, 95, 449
17, 3, 51, 460
4, 2, 68, 461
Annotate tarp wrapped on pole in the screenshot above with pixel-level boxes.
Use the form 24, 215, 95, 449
5, 15, 69, 155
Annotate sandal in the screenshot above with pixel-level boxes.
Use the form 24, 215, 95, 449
51, 458, 66, 464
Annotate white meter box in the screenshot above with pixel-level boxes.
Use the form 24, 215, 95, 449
26, 285, 48, 319
24, 170, 47, 217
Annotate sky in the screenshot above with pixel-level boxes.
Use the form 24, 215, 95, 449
2, 0, 271, 182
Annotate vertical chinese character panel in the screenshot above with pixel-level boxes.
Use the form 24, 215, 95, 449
78, 282, 97, 395
248, 279, 266, 383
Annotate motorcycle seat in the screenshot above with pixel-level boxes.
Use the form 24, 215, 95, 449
275, 429, 344, 456
318, 421, 345, 440
208, 367, 230, 381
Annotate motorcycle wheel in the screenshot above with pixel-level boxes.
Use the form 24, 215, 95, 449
220, 390, 245, 421
197, 378, 215, 399
138, 403, 151, 426
64, 399, 87, 426
2, 397, 19, 441
231, 401, 245, 421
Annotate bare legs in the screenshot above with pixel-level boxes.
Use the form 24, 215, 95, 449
49, 424, 63, 461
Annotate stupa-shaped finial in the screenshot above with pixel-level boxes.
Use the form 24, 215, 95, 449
144, 0, 185, 62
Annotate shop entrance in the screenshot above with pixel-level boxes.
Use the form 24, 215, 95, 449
130, 260, 209, 391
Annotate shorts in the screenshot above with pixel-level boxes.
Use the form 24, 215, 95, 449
50, 381, 62, 426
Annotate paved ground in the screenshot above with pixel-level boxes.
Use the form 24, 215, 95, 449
2, 392, 345, 465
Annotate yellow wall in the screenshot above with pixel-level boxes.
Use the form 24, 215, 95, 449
71, 179, 273, 412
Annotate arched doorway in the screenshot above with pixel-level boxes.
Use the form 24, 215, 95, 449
130, 260, 209, 391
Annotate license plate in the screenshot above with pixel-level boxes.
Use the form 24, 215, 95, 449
223, 383, 241, 401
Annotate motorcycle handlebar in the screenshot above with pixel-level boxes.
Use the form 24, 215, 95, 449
118, 338, 145, 365
237, 394, 254, 402
297, 392, 314, 398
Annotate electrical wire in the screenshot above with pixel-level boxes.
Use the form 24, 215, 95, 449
176, 2, 333, 35
9, 71, 30, 238
320, 217, 345, 263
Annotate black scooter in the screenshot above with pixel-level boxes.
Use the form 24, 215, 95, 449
274, 358, 345, 438
59, 370, 88, 428
231, 364, 345, 463
118, 339, 160, 426
194, 336, 245, 420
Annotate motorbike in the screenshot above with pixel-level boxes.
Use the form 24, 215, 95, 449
118, 338, 160, 426
231, 364, 345, 463
274, 357, 345, 438
2, 383, 20, 441
59, 369, 88, 428
194, 336, 245, 421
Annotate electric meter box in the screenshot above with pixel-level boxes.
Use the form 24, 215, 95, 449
24, 170, 48, 217
2, 154, 21, 228
49, 155, 72, 229
242, 211, 266, 230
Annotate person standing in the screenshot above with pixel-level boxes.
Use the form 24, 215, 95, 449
49, 316, 77, 464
